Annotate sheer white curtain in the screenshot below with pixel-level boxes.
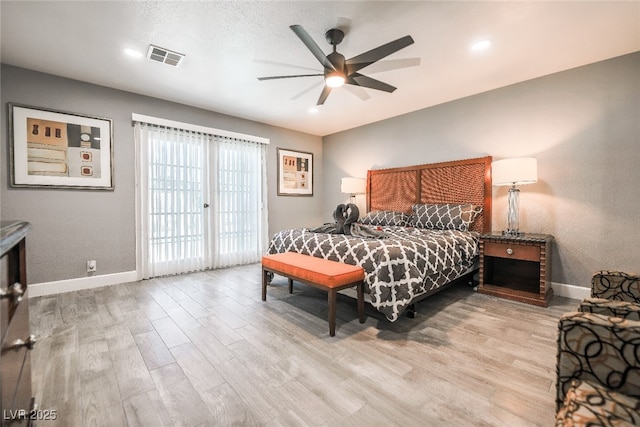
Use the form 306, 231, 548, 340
210, 136, 269, 268
134, 121, 268, 279
135, 122, 210, 278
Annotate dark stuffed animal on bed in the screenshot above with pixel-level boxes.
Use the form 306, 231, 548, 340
309, 203, 349, 234
335, 204, 347, 231
310, 203, 386, 238
342, 203, 359, 234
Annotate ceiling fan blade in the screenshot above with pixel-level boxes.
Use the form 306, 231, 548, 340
347, 73, 397, 93
344, 84, 371, 102
317, 85, 332, 105
257, 73, 323, 81
291, 81, 324, 101
346, 35, 414, 75
254, 59, 323, 73
290, 25, 335, 71
350, 57, 421, 74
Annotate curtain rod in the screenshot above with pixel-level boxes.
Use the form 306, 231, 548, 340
131, 113, 270, 144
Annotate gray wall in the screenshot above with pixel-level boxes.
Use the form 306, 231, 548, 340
1, 65, 323, 284
4, 52, 638, 288
323, 52, 640, 288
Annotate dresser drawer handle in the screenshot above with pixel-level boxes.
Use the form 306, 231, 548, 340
10, 335, 37, 351
0, 282, 24, 303
506, 248, 514, 255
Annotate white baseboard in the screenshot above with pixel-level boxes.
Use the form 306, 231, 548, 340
551, 281, 590, 301
29, 270, 139, 297
29, 271, 591, 302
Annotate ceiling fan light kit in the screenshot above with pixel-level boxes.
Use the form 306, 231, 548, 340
325, 70, 345, 88
258, 24, 414, 105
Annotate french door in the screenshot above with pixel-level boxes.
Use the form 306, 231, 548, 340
134, 120, 267, 279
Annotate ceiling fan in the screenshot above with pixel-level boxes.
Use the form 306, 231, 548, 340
258, 25, 415, 105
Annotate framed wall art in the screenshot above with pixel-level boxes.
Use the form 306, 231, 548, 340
277, 148, 313, 196
8, 103, 114, 190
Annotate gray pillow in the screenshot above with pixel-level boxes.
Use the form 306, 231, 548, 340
411, 203, 482, 231
359, 210, 410, 227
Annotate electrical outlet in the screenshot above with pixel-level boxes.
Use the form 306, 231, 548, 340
87, 260, 97, 272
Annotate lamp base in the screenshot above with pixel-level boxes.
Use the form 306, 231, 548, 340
502, 229, 524, 237
505, 185, 521, 237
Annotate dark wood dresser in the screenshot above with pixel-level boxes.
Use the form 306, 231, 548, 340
1, 221, 35, 426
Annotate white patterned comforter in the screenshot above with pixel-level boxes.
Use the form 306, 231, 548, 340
267, 226, 479, 321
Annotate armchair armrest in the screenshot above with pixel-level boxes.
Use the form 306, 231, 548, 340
579, 297, 640, 321
591, 270, 640, 303
556, 311, 640, 410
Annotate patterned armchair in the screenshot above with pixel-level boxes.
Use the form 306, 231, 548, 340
556, 271, 640, 426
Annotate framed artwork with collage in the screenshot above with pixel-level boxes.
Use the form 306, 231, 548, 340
277, 148, 313, 196
8, 103, 114, 190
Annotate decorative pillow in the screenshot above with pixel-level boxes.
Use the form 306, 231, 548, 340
359, 210, 410, 227
411, 203, 482, 231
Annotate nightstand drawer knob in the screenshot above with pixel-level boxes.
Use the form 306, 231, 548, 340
506, 248, 514, 255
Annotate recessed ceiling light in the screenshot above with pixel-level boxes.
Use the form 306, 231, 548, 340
123, 48, 143, 58
471, 39, 492, 52
308, 107, 319, 114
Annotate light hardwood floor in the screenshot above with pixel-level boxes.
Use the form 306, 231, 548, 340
28, 263, 576, 426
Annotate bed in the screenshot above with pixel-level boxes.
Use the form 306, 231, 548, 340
267, 156, 492, 321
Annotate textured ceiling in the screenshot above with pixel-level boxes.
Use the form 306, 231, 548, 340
1, 1, 639, 136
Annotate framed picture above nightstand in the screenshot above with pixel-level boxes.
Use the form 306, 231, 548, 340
478, 233, 553, 307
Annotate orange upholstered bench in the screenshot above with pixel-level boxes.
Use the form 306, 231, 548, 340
262, 252, 366, 336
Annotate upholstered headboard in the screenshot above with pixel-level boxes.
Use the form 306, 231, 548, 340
366, 156, 492, 233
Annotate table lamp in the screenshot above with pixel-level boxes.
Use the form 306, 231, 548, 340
341, 177, 365, 203
492, 157, 538, 236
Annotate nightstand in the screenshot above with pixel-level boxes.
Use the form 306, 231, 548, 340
478, 232, 553, 307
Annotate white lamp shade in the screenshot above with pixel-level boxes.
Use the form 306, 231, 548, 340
341, 177, 365, 194
492, 157, 538, 186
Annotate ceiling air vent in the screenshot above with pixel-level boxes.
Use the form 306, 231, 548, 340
147, 45, 185, 67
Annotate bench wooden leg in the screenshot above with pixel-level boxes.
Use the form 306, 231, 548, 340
261, 264, 364, 337
357, 281, 365, 324
328, 289, 337, 336
262, 268, 269, 301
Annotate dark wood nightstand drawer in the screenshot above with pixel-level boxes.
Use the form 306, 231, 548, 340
483, 241, 540, 261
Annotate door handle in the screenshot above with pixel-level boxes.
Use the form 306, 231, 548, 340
10, 335, 37, 351
203, 203, 210, 208
0, 282, 24, 303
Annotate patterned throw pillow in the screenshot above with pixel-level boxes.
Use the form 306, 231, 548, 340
411, 203, 482, 231
359, 210, 410, 227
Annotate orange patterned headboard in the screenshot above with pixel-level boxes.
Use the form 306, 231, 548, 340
366, 156, 492, 233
